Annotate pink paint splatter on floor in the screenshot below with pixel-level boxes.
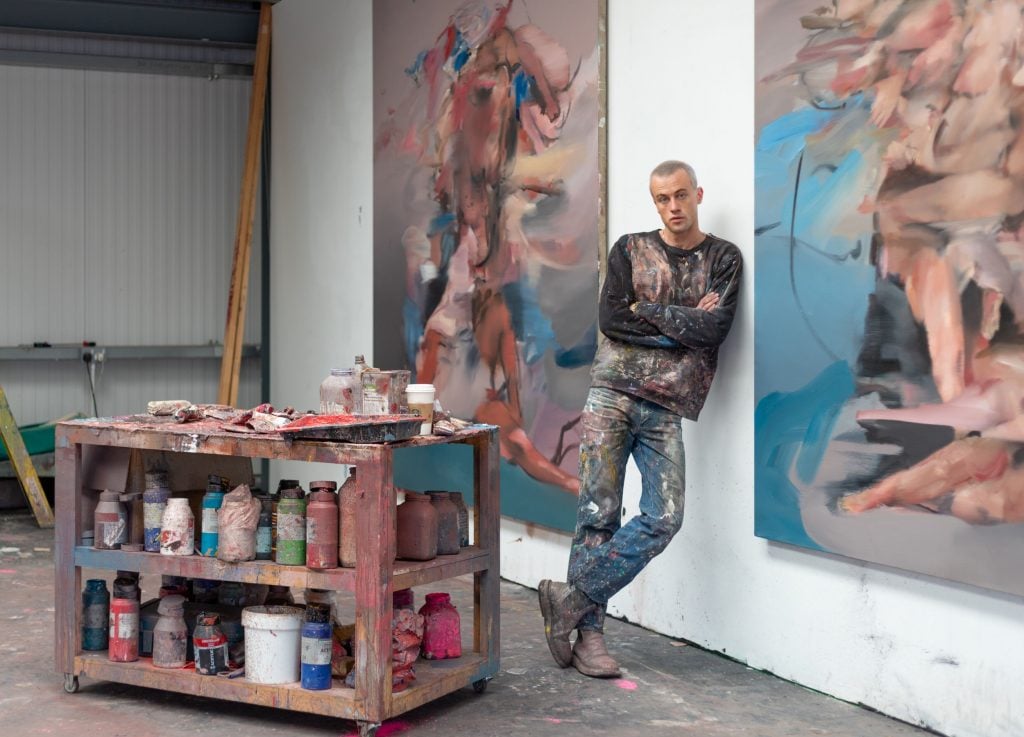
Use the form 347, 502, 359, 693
545, 717, 563, 724
614, 678, 638, 691
340, 720, 412, 737
0, 569, 16, 574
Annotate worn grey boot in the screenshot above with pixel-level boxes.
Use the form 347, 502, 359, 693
538, 580, 596, 668
572, 629, 621, 678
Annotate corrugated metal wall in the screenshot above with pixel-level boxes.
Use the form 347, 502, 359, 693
0, 64, 261, 425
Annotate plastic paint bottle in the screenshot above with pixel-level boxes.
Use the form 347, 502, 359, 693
152, 595, 188, 669
300, 619, 333, 690
276, 487, 307, 566
419, 592, 461, 660
256, 495, 273, 560
108, 596, 140, 662
143, 471, 171, 552
81, 579, 109, 651
306, 482, 338, 570
338, 469, 358, 568
159, 498, 194, 556
200, 478, 226, 557
193, 612, 230, 675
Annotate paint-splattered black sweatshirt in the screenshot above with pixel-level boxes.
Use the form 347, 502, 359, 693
591, 230, 743, 420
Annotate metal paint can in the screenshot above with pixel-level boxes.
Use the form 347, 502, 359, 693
108, 597, 139, 662
300, 620, 333, 690
81, 579, 109, 651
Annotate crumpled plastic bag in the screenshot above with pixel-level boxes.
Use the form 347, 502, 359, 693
216, 484, 262, 562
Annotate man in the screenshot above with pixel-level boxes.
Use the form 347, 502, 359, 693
538, 160, 743, 678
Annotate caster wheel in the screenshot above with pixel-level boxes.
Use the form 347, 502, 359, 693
357, 721, 380, 737
472, 677, 491, 694
63, 674, 79, 694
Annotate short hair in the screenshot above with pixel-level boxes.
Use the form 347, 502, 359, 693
650, 160, 698, 188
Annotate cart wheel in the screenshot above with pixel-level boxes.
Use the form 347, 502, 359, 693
472, 677, 491, 694
63, 674, 79, 694
357, 721, 380, 737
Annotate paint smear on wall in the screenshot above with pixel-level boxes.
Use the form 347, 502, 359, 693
755, 0, 1024, 596
373, 0, 602, 530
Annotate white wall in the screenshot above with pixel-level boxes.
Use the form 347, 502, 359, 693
270, 2, 1024, 736
0, 65, 261, 424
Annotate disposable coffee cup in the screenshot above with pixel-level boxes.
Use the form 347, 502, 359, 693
405, 384, 436, 435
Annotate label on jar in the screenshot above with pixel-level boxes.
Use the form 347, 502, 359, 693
110, 612, 138, 639
143, 501, 166, 530
278, 512, 305, 541
306, 517, 318, 542
202, 508, 219, 533
301, 636, 333, 665
256, 526, 272, 554
83, 603, 106, 629
195, 642, 229, 674
98, 518, 126, 547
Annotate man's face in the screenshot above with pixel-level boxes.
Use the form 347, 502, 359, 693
650, 169, 703, 239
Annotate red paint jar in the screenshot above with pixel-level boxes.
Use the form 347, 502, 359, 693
396, 492, 438, 561
108, 596, 140, 662
306, 483, 338, 570
338, 469, 358, 568
418, 592, 461, 660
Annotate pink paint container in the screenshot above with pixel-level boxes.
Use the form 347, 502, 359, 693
418, 592, 461, 660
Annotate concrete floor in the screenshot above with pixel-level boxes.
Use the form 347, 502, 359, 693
0, 510, 936, 737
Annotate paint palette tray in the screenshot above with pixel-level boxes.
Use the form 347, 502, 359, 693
276, 413, 423, 444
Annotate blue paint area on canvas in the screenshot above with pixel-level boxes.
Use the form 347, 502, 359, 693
394, 443, 577, 532
754, 361, 855, 551
755, 100, 876, 401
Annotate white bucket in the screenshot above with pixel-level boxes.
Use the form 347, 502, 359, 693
241, 605, 304, 684
405, 383, 435, 435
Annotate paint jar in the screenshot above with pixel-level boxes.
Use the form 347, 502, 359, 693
143, 471, 171, 553
396, 492, 438, 561
300, 619, 333, 690
159, 575, 189, 599
138, 599, 160, 656
427, 492, 460, 555
152, 594, 187, 669
108, 597, 140, 662
306, 482, 339, 570
256, 496, 273, 560
94, 490, 127, 550
320, 367, 361, 415
272, 480, 299, 558
81, 579, 109, 651
217, 484, 261, 563
200, 479, 226, 557
361, 369, 411, 415
120, 491, 144, 546
338, 469, 358, 568
241, 606, 304, 684
419, 592, 461, 660
448, 491, 470, 547
194, 612, 230, 675
393, 588, 414, 611
159, 498, 194, 556
80, 530, 94, 547
405, 384, 436, 435
276, 487, 307, 566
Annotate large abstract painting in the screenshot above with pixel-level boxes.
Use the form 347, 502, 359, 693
373, 0, 604, 531
756, 0, 1024, 595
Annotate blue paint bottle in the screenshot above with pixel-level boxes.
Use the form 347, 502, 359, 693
143, 471, 171, 553
300, 620, 333, 690
200, 477, 226, 557
81, 579, 109, 651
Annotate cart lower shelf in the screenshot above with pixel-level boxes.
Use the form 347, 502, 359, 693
72, 651, 491, 720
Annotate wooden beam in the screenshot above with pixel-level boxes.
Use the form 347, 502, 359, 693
218, 1, 272, 406
0, 385, 54, 527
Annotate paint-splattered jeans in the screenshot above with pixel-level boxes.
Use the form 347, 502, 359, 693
568, 386, 685, 632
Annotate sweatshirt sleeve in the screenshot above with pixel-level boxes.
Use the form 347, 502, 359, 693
634, 243, 743, 350
600, 237, 682, 348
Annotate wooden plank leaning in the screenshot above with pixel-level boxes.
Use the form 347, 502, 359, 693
0, 384, 54, 527
218, 1, 272, 406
